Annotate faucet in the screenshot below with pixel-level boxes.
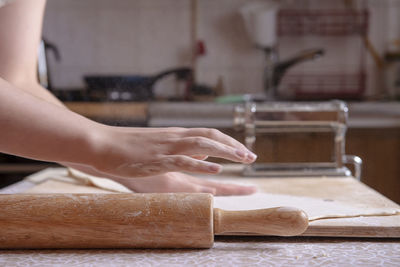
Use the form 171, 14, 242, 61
263, 48, 325, 100
38, 39, 61, 91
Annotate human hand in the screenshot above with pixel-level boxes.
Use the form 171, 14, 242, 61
112, 172, 257, 196
88, 126, 257, 179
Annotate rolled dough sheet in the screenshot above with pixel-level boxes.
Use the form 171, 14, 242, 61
214, 193, 400, 222
26, 168, 400, 222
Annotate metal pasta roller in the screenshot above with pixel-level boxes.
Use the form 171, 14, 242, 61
234, 100, 362, 180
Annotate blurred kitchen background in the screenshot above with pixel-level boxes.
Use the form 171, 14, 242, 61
40, 0, 400, 100
1, 0, 400, 203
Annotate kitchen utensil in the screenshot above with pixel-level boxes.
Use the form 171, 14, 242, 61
234, 101, 362, 179
0, 193, 308, 249
84, 67, 192, 101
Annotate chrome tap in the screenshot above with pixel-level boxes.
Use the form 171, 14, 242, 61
263, 48, 324, 100
37, 39, 61, 91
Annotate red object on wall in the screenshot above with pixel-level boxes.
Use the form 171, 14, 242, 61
196, 40, 207, 56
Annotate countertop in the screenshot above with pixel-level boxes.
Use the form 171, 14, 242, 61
65, 101, 400, 128
0, 237, 399, 267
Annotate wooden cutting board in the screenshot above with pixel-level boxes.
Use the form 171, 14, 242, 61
18, 167, 400, 238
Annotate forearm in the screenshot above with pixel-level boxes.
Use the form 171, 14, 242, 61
15, 81, 66, 108
0, 78, 99, 165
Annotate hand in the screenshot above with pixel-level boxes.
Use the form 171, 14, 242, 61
89, 126, 257, 179
112, 172, 257, 196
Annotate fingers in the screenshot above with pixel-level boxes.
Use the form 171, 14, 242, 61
187, 175, 257, 196
191, 155, 208, 160
184, 128, 257, 163
97, 154, 221, 178
119, 173, 217, 194
203, 181, 257, 196
183, 184, 217, 194
186, 128, 245, 149
170, 137, 254, 163
161, 155, 222, 175
116, 171, 257, 196
101, 126, 257, 178
169, 182, 217, 194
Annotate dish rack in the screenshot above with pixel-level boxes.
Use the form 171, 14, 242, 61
234, 100, 362, 180
276, 9, 369, 100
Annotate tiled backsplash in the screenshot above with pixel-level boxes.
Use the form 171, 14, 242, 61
43, 0, 399, 98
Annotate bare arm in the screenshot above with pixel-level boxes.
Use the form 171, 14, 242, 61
0, 74, 259, 178
0, 0, 64, 107
0, 0, 257, 188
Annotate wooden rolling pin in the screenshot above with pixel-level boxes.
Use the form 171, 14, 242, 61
0, 193, 308, 248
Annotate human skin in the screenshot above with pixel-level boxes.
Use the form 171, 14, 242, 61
0, 0, 257, 195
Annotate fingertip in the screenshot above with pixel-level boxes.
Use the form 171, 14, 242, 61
232, 185, 258, 196
235, 150, 257, 164
242, 185, 258, 195
208, 163, 222, 174
235, 149, 247, 159
201, 187, 217, 195
246, 151, 258, 162
216, 184, 258, 196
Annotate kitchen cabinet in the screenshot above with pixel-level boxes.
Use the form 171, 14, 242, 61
347, 128, 400, 204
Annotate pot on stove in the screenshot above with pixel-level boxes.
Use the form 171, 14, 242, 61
84, 67, 193, 102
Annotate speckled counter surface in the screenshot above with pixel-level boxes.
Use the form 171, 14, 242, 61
0, 236, 399, 267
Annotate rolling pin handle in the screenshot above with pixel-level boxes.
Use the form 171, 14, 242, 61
213, 207, 309, 236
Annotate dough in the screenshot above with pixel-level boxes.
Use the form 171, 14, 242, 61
67, 168, 133, 193
63, 169, 400, 222
24, 179, 113, 194
213, 193, 400, 221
